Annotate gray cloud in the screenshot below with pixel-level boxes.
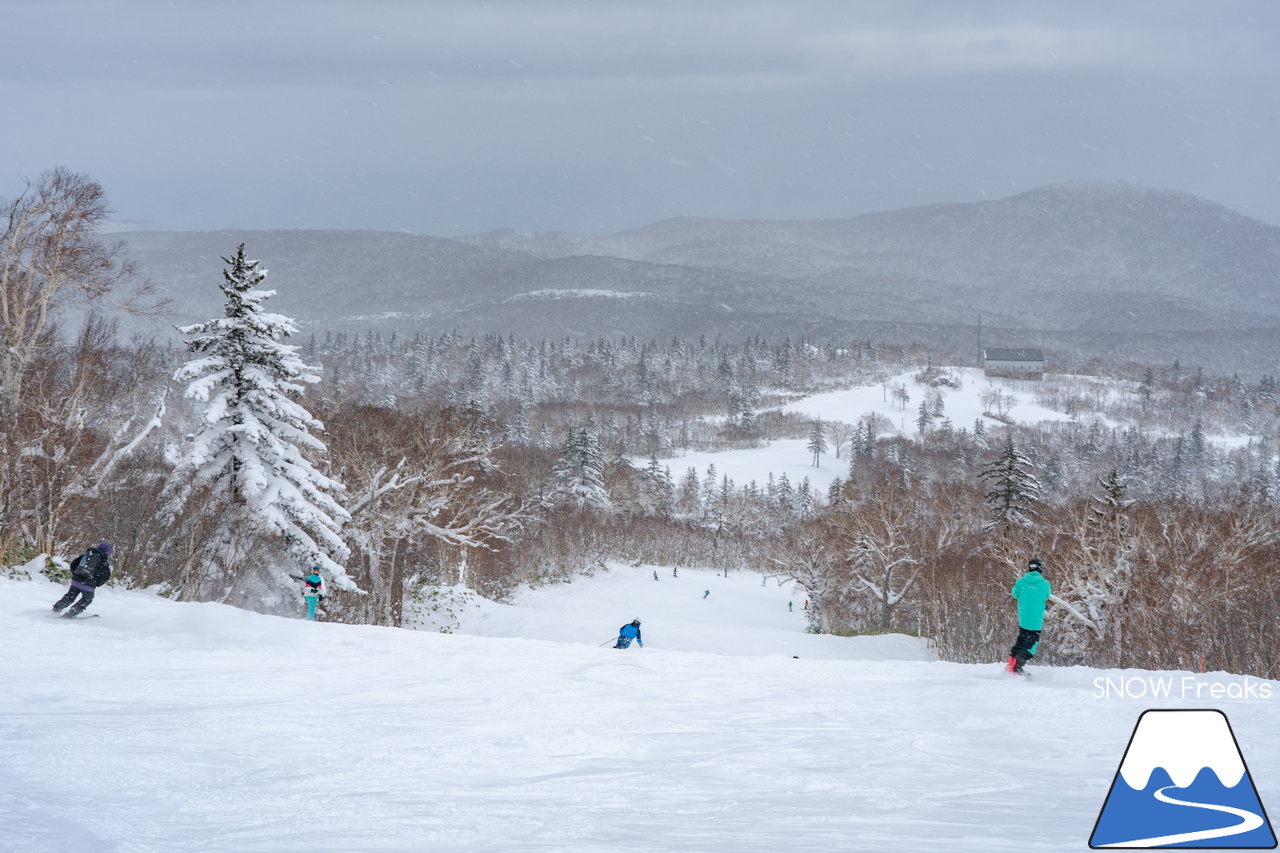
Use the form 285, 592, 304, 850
3, 0, 1279, 234
8, 1, 1276, 86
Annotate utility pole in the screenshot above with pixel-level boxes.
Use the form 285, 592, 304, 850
977, 314, 983, 367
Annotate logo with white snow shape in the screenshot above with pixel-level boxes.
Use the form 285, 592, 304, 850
1090, 709, 1276, 848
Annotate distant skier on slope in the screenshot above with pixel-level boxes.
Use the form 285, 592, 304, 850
1007, 557, 1051, 675
302, 567, 326, 621
613, 619, 643, 649
52, 541, 113, 618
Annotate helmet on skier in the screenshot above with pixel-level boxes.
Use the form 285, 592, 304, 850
631, 619, 641, 627
98, 541, 113, 557
1027, 557, 1045, 573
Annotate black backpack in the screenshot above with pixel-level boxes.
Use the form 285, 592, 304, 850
75, 547, 112, 587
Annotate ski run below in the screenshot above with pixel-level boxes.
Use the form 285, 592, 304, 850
3, 564, 1279, 853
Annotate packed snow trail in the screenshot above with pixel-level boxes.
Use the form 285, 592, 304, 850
3, 567, 1278, 852
437, 562, 930, 660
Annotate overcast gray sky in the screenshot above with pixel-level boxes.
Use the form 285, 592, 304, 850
3, 1, 1279, 235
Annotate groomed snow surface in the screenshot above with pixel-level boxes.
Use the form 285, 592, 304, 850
5, 564, 1279, 852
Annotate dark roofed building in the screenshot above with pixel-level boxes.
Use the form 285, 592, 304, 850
982, 347, 1046, 379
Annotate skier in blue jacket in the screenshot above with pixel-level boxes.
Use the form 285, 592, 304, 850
614, 619, 643, 649
1007, 557, 1051, 674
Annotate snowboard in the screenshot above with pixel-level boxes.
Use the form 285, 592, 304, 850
50, 612, 99, 620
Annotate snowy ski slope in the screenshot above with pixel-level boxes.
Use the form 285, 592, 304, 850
4, 566, 1278, 852
2, 366, 1273, 851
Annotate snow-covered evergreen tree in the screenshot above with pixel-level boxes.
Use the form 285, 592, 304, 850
174, 245, 352, 587
807, 419, 828, 467
511, 403, 531, 445
978, 435, 1042, 534
915, 400, 933, 435
1089, 468, 1131, 535
553, 425, 612, 511
676, 466, 702, 517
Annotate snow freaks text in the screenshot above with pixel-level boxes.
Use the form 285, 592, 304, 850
1093, 676, 1274, 701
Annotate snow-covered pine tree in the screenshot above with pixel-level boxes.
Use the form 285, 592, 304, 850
1089, 468, 1131, 536
174, 245, 352, 587
915, 400, 933, 435
794, 476, 815, 518
775, 472, 795, 515
676, 466, 702, 517
1139, 368, 1156, 409
972, 418, 989, 448
807, 418, 828, 467
553, 425, 612, 511
978, 435, 1042, 534
511, 403, 530, 444
738, 384, 758, 433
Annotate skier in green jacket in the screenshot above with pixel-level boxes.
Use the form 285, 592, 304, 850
1007, 557, 1051, 675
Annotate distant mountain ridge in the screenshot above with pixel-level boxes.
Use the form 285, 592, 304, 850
117, 183, 1280, 377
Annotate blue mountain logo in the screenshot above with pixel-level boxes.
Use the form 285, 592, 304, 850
1091, 709, 1276, 848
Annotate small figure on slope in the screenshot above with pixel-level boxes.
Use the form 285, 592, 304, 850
53, 542, 113, 618
614, 619, 643, 649
302, 567, 326, 621
1007, 557, 1051, 675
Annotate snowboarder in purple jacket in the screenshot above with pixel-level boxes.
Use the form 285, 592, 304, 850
53, 542, 113, 618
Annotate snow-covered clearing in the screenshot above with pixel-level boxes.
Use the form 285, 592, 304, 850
663, 367, 1069, 491
4, 566, 1278, 852
777, 367, 1065, 429
664, 365, 1261, 493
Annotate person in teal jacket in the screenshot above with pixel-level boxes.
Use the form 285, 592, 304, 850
1007, 557, 1051, 674
302, 567, 325, 621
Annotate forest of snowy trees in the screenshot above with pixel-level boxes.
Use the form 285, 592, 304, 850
4, 171, 1279, 677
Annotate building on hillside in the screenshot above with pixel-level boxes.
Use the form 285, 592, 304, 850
982, 347, 1046, 380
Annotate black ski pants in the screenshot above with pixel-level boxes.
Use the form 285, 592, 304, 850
54, 583, 95, 615
1010, 627, 1041, 663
